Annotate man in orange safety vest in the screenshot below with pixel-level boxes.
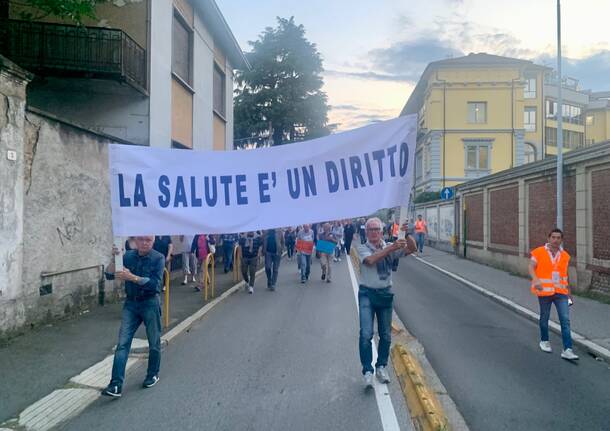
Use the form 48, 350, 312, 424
528, 228, 578, 361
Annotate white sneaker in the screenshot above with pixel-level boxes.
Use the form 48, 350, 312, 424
363, 371, 374, 389
539, 341, 552, 353
248, 286, 254, 294
561, 348, 579, 360
376, 366, 390, 384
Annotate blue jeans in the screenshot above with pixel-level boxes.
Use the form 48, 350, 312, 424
286, 243, 295, 258
538, 294, 572, 349
299, 253, 311, 280
358, 287, 393, 374
223, 242, 234, 272
265, 252, 281, 287
415, 233, 425, 252
111, 297, 162, 387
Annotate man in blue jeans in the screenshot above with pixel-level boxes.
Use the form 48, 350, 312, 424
356, 217, 416, 388
262, 228, 284, 290
102, 236, 165, 398
221, 233, 238, 273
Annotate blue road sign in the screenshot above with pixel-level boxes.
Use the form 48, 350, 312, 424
440, 187, 454, 200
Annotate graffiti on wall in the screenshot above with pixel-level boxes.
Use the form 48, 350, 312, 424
439, 205, 454, 242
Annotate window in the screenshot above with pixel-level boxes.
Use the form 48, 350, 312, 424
524, 107, 536, 132
416, 152, 423, 180
586, 115, 594, 126
468, 102, 487, 124
545, 99, 583, 124
524, 144, 536, 164
464, 142, 491, 171
424, 145, 431, 173
213, 65, 226, 117
524, 74, 537, 98
172, 12, 193, 85
545, 127, 584, 149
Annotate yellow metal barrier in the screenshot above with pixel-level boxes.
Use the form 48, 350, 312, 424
233, 245, 242, 283
163, 268, 170, 329
203, 253, 216, 301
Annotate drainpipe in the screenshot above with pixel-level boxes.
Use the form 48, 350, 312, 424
436, 71, 447, 189
511, 76, 518, 168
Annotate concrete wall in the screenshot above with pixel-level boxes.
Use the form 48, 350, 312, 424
0, 56, 120, 339
0, 57, 31, 335
413, 199, 455, 253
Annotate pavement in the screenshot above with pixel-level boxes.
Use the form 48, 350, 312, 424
392, 248, 610, 431
0, 260, 248, 425
417, 247, 610, 354
57, 254, 412, 431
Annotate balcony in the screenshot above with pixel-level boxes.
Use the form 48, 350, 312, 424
0, 19, 147, 94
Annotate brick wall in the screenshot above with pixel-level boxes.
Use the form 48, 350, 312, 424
592, 168, 610, 261
590, 271, 610, 295
490, 185, 518, 247
465, 193, 483, 242
527, 176, 576, 256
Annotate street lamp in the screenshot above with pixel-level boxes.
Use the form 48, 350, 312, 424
556, 0, 564, 230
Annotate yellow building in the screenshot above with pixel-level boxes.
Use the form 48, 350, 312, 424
402, 53, 590, 193
586, 92, 610, 146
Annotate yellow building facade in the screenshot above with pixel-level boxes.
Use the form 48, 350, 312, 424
403, 53, 548, 193
585, 92, 610, 146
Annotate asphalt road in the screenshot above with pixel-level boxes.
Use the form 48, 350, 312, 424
393, 257, 610, 431
60, 256, 411, 431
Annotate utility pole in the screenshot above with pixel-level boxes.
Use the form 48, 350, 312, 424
556, 0, 564, 230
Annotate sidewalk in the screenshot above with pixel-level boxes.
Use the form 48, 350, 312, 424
0, 260, 257, 424
417, 247, 610, 354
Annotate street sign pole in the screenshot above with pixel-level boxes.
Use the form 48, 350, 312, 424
556, 0, 564, 230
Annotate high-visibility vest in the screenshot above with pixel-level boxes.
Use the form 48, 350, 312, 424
392, 223, 399, 237
530, 246, 570, 296
415, 220, 426, 233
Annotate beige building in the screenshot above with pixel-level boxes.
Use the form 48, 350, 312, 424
2, 0, 248, 150
586, 92, 610, 146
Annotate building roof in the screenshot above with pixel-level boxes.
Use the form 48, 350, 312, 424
193, 0, 250, 70
401, 53, 550, 116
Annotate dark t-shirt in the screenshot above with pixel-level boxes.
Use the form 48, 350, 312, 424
266, 230, 277, 254
153, 236, 172, 258
344, 224, 355, 240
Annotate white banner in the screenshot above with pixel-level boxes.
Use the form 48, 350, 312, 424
109, 115, 416, 235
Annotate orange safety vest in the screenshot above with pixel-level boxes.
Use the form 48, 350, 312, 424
392, 223, 399, 237
530, 246, 570, 297
415, 220, 426, 233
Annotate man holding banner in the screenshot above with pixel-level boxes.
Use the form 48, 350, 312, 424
357, 218, 417, 388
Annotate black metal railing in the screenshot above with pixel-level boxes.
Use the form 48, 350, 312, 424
0, 19, 146, 92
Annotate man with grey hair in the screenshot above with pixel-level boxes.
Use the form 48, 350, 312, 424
356, 217, 416, 388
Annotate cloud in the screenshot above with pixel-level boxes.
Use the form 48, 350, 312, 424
331, 104, 359, 111
535, 50, 610, 91
324, 69, 414, 82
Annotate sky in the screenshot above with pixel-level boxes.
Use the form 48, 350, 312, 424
216, 0, 610, 131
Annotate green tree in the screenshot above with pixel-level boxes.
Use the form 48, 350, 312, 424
234, 17, 330, 147
10, 0, 106, 24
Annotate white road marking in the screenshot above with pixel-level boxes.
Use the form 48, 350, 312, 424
347, 257, 401, 431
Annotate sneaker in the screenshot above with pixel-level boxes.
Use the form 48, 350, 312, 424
194, 286, 201, 292
143, 375, 159, 388
102, 384, 122, 398
182, 277, 187, 285
301, 278, 306, 283
561, 348, 579, 360
338, 258, 342, 262
270, 285, 276, 291
191, 276, 197, 283
321, 273, 326, 281
248, 286, 254, 294
326, 278, 331, 283
539, 341, 552, 353
333, 258, 338, 262
376, 366, 390, 384
363, 371, 374, 389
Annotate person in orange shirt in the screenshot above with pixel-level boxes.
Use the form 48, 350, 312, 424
528, 228, 578, 360
414, 214, 428, 255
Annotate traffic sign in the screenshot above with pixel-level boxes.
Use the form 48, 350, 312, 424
440, 187, 454, 200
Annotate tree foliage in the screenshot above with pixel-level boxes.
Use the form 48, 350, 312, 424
413, 191, 441, 204
12, 0, 106, 25
234, 17, 330, 147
